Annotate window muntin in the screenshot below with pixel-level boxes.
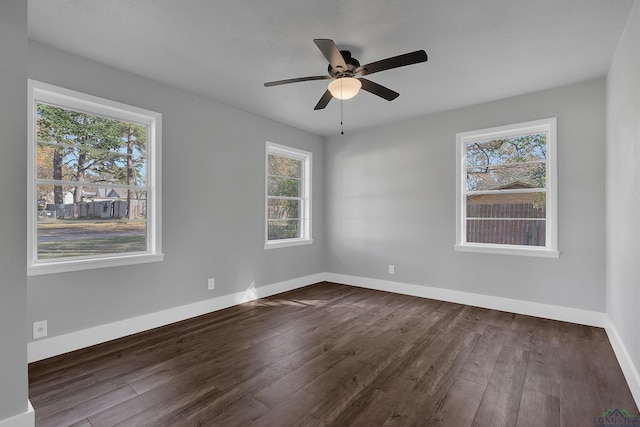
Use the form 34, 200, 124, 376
28, 80, 163, 275
456, 118, 558, 257
265, 142, 312, 248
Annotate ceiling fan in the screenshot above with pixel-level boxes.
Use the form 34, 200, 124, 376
264, 39, 428, 110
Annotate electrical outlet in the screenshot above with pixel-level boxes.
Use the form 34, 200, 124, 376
33, 320, 47, 339
388, 264, 395, 275
207, 278, 215, 290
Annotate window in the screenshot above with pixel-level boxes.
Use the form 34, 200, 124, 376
455, 118, 558, 257
265, 142, 312, 249
28, 80, 163, 275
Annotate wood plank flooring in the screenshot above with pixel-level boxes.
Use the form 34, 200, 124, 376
29, 282, 638, 426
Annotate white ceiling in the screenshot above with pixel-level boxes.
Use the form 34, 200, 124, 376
28, 0, 634, 137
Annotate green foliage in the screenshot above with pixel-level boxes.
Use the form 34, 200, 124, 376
268, 154, 301, 178
36, 104, 147, 215
267, 154, 303, 239
268, 155, 301, 197
267, 220, 300, 240
37, 104, 123, 151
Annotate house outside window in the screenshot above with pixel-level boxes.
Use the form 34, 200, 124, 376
455, 118, 558, 258
28, 80, 163, 275
265, 142, 312, 249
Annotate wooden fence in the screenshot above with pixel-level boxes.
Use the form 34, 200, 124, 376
466, 203, 545, 246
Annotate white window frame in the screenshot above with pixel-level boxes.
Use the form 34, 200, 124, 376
455, 117, 559, 258
28, 80, 163, 275
264, 141, 313, 249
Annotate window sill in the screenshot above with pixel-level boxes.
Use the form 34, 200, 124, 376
455, 244, 559, 258
28, 252, 164, 276
264, 238, 313, 250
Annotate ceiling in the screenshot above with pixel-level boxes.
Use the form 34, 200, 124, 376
28, 0, 634, 137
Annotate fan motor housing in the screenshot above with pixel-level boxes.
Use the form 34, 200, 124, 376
328, 50, 360, 78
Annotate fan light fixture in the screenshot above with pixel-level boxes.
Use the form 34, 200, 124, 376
328, 77, 361, 100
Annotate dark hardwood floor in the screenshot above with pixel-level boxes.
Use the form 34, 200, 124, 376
29, 282, 638, 426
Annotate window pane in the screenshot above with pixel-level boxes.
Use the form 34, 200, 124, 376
466, 133, 546, 191
467, 162, 546, 191
466, 192, 546, 246
466, 133, 546, 167
466, 219, 546, 246
36, 103, 148, 186
268, 219, 300, 240
466, 192, 546, 218
36, 143, 147, 186
268, 154, 301, 178
36, 184, 147, 212
267, 198, 300, 220
268, 176, 301, 197
36, 189, 148, 260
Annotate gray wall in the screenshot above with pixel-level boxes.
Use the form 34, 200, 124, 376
27, 41, 325, 338
0, 0, 29, 422
325, 79, 606, 312
606, 0, 640, 386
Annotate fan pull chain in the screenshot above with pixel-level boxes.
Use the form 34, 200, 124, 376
340, 98, 344, 135
340, 78, 344, 135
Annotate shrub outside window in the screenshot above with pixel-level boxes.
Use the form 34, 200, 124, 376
28, 80, 163, 275
455, 118, 558, 258
265, 142, 312, 249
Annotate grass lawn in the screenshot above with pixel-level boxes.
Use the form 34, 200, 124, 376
37, 219, 146, 231
37, 219, 147, 259
38, 236, 147, 259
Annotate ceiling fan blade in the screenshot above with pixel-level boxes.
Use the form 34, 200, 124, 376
314, 90, 333, 110
356, 50, 428, 76
359, 78, 399, 101
264, 75, 332, 87
313, 39, 348, 72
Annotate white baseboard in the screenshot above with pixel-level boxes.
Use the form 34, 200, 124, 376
27, 272, 610, 355
27, 273, 324, 363
28, 272, 606, 363
324, 273, 606, 327
0, 401, 34, 427
605, 316, 640, 407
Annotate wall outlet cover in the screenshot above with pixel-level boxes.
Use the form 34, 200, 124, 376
33, 320, 48, 339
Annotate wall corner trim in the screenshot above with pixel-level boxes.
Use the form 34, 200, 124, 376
605, 315, 640, 407
0, 401, 34, 427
